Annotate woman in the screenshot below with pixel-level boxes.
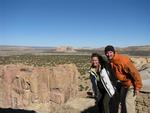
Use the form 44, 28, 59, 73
89, 53, 117, 113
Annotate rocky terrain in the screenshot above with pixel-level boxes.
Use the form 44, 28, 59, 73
0, 64, 79, 113
0, 56, 150, 113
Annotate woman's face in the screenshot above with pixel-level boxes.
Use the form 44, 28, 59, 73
91, 56, 100, 67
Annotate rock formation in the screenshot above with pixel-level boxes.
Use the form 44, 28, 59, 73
0, 64, 79, 113
130, 57, 150, 113
0, 56, 150, 113
56, 46, 76, 52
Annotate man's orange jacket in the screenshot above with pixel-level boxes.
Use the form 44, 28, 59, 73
110, 53, 142, 90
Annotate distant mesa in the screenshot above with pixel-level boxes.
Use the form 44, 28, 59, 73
56, 46, 76, 52
0, 45, 150, 56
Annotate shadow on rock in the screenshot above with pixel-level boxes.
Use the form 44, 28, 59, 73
81, 105, 99, 113
0, 108, 36, 113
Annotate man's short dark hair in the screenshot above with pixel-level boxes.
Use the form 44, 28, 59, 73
105, 45, 115, 53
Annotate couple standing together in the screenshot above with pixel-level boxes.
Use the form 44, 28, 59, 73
89, 45, 142, 113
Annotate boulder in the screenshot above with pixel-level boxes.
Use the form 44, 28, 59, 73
131, 57, 147, 70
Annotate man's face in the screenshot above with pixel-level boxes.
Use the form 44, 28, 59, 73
105, 51, 115, 60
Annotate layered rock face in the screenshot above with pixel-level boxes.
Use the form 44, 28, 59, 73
131, 57, 150, 113
131, 57, 150, 92
0, 64, 79, 112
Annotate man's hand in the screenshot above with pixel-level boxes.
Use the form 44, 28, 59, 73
134, 90, 140, 96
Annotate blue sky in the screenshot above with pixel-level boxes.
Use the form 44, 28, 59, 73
0, 0, 150, 48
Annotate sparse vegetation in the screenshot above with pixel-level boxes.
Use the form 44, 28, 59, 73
0, 55, 91, 75
79, 84, 84, 91
0, 55, 93, 92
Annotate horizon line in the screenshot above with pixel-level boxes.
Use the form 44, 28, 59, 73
0, 44, 150, 49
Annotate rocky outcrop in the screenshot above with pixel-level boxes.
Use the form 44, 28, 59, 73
131, 57, 150, 92
136, 92, 150, 113
130, 57, 150, 113
56, 46, 76, 52
0, 64, 79, 112
131, 57, 148, 70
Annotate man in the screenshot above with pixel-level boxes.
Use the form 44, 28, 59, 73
104, 45, 142, 113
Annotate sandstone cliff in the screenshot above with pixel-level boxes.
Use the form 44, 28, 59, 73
0, 64, 79, 113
